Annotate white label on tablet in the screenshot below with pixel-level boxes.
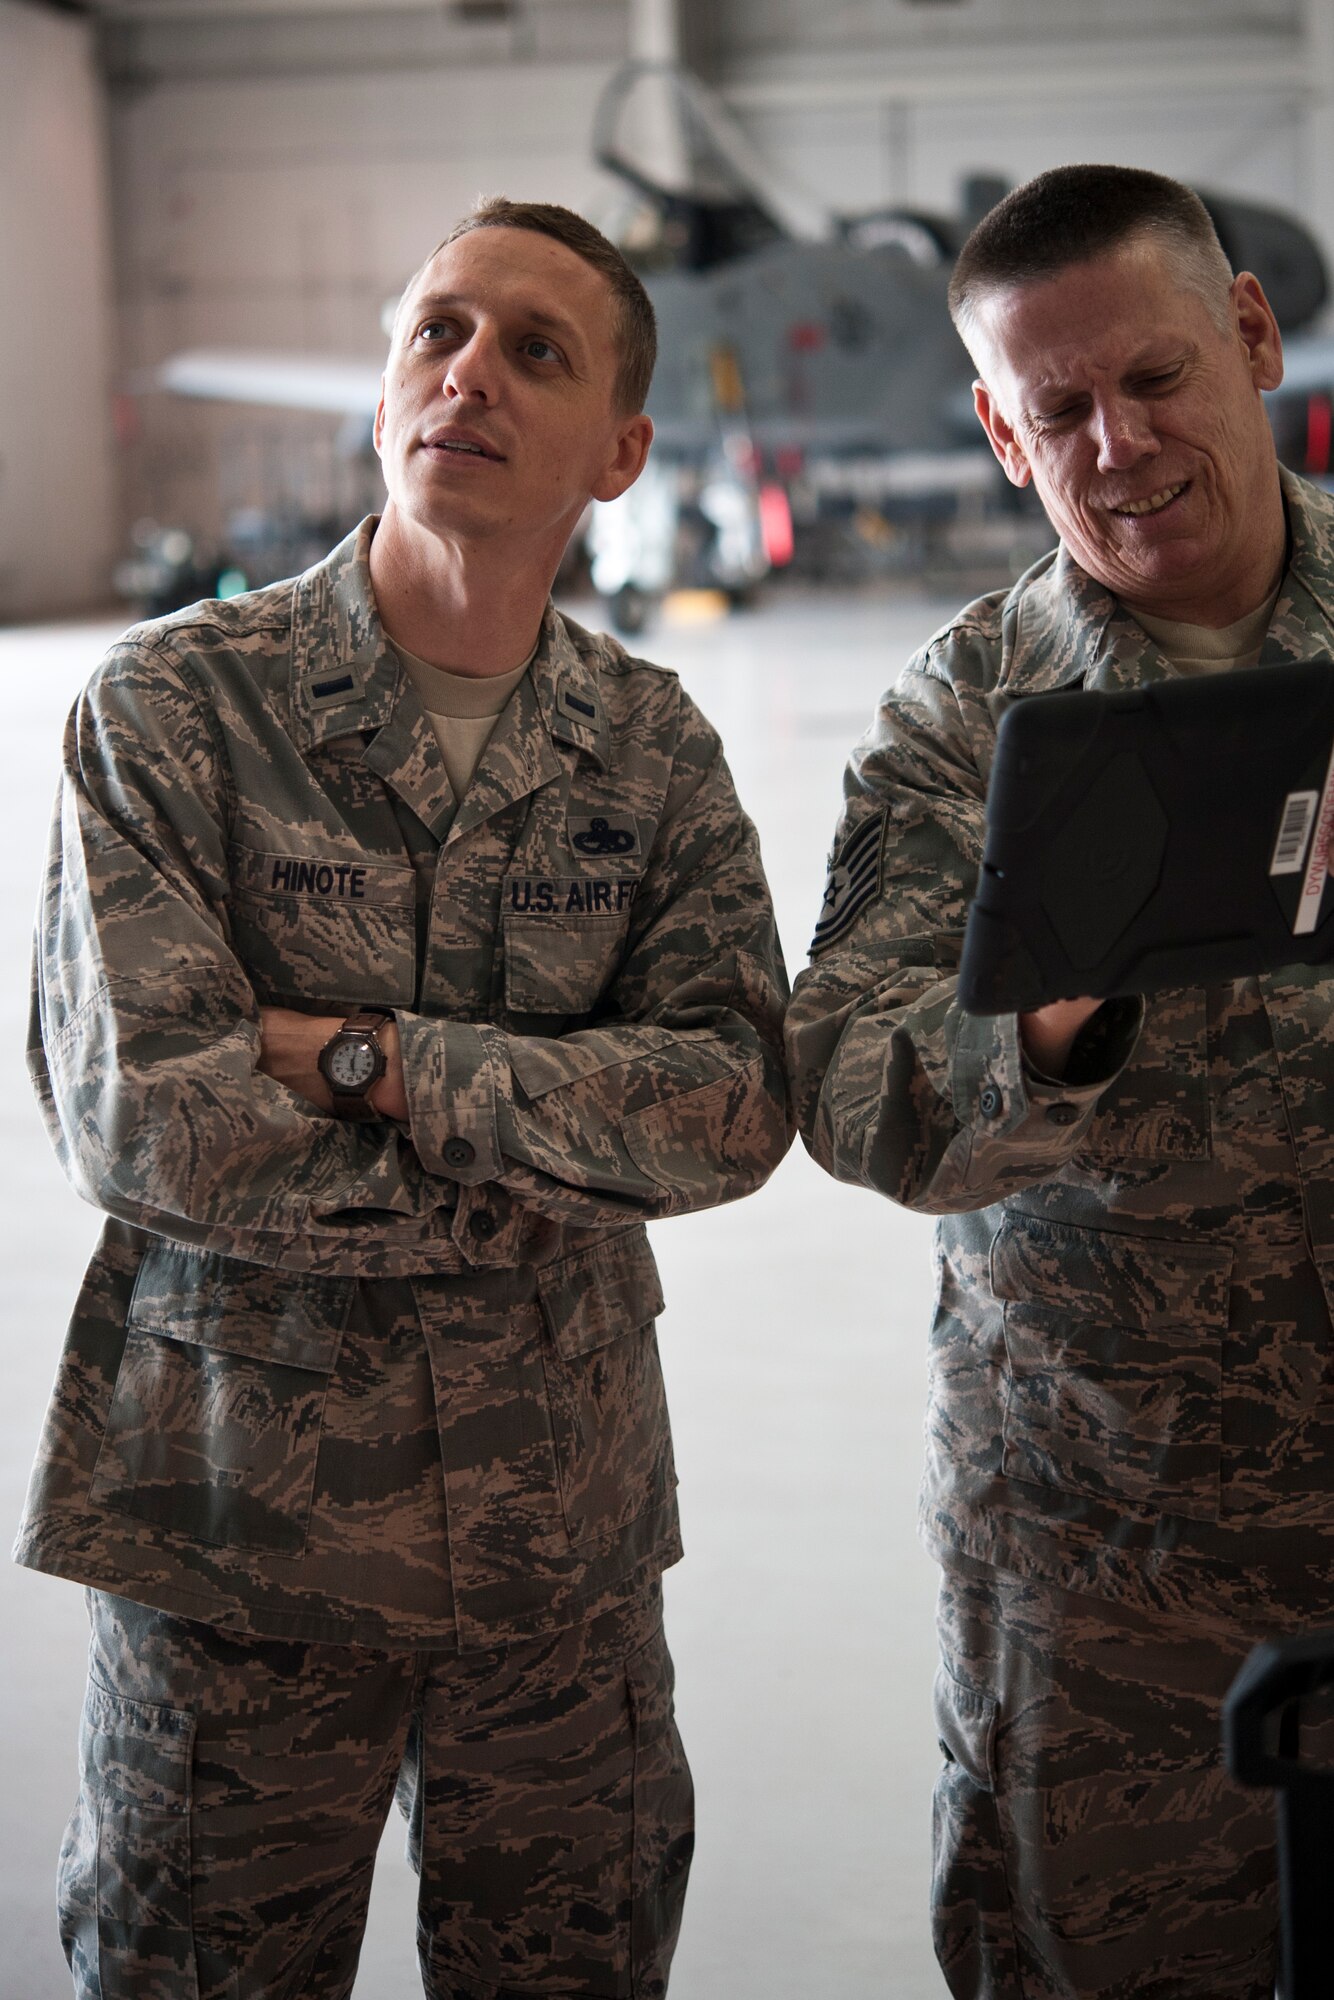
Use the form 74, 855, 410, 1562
1293, 740, 1334, 933
1271, 790, 1319, 875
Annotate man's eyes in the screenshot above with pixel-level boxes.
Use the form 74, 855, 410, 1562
1035, 402, 1083, 428
1033, 366, 1183, 425
411, 322, 563, 364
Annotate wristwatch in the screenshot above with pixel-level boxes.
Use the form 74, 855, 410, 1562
317, 1007, 393, 1121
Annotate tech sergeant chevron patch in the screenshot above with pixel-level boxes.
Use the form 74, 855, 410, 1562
811, 810, 885, 954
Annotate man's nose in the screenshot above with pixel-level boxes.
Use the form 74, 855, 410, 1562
1094, 399, 1159, 473
443, 329, 499, 404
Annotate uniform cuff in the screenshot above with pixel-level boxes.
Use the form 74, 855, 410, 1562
397, 1013, 504, 1184
950, 995, 1142, 1152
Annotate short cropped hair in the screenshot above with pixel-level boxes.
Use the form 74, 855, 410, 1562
949, 164, 1235, 358
398, 197, 657, 415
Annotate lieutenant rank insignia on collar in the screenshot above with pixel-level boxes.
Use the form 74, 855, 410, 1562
811, 811, 886, 954
552, 677, 608, 755
302, 663, 368, 710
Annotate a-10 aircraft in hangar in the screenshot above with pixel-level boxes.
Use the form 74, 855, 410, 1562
136, 61, 1334, 629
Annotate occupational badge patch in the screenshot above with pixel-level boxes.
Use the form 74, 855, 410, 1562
810, 811, 886, 954
568, 812, 641, 858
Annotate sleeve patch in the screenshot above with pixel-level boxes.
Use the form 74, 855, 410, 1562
810, 811, 886, 955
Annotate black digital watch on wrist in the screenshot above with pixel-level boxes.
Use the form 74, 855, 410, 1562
317, 1007, 393, 1121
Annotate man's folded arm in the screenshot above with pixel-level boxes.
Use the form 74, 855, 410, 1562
32, 647, 791, 1262
396, 720, 793, 1224
30, 645, 483, 1264
784, 655, 1143, 1216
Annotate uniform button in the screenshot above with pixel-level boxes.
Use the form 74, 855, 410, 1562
1046, 1102, 1080, 1126
978, 1083, 1003, 1119
468, 1210, 497, 1241
443, 1137, 475, 1169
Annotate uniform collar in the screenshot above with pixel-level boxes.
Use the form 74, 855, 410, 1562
531, 601, 611, 772
290, 516, 400, 749
288, 517, 612, 841
442, 603, 612, 845
997, 468, 1334, 696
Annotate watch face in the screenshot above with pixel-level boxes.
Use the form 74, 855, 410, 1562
326, 1035, 378, 1090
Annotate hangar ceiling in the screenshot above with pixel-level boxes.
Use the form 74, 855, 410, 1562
65, 0, 1304, 18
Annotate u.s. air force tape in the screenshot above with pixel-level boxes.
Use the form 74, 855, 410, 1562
811, 811, 886, 954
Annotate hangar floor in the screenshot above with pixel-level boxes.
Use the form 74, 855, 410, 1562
0, 579, 971, 2000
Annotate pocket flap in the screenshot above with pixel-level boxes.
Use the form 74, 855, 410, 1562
83, 1683, 195, 1813
536, 1228, 666, 1360
990, 1213, 1230, 1332
932, 1664, 996, 1793
128, 1240, 352, 1370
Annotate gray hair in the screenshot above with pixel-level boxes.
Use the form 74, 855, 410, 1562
949, 164, 1235, 364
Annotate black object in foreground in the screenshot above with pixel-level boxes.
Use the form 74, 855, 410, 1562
959, 658, 1334, 1015
1224, 1628, 1334, 2000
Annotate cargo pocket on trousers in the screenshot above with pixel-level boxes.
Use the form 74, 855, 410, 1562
931, 1664, 1021, 1998
89, 1240, 353, 1554
992, 1212, 1231, 1523
59, 1679, 200, 2000
536, 1229, 676, 1550
627, 1626, 694, 2000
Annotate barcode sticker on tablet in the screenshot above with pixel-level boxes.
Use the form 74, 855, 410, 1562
1271, 790, 1319, 875
1293, 739, 1334, 933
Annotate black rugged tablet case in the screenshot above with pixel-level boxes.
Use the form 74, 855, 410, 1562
958, 658, 1334, 1015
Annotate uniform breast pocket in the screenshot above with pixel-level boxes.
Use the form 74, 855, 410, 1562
89, 1240, 353, 1555
228, 843, 417, 1009
992, 1212, 1232, 1522
536, 1228, 676, 1549
503, 875, 640, 1018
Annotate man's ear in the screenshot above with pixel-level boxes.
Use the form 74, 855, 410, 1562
591, 414, 654, 504
1232, 271, 1284, 395
373, 376, 387, 457
973, 380, 1032, 489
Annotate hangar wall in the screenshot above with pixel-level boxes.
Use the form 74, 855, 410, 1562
93, 0, 1334, 568
104, 7, 634, 543
0, 1, 117, 619
708, 0, 1324, 250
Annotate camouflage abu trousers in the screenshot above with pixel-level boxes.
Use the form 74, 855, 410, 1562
59, 1580, 692, 2000
932, 1554, 1334, 2000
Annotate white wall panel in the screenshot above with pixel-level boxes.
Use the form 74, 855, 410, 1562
709, 4, 1331, 280
0, 2, 117, 618
713, 0, 1301, 61
741, 90, 1308, 228
109, 58, 634, 539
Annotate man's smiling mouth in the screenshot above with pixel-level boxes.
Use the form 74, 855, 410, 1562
1109, 480, 1188, 518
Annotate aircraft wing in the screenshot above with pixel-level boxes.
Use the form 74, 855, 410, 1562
152, 350, 381, 415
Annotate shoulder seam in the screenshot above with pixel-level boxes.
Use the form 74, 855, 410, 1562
128, 636, 240, 836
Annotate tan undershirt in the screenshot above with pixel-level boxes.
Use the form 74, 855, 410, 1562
1131, 589, 1279, 676
389, 640, 536, 800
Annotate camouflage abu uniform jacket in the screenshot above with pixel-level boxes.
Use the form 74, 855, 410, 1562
17, 518, 791, 1650
787, 468, 1334, 1631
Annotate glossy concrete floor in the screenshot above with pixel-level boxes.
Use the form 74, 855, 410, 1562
0, 578, 970, 2000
